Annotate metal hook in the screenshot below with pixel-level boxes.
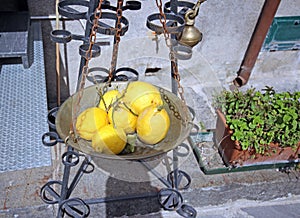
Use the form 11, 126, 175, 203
42, 132, 64, 147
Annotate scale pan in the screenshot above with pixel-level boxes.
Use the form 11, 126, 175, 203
56, 82, 193, 160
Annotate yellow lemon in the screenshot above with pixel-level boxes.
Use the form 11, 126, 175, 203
75, 107, 108, 140
136, 106, 170, 144
92, 124, 127, 154
98, 89, 121, 111
108, 103, 137, 134
122, 81, 163, 114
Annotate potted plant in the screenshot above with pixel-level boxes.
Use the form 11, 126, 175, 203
213, 86, 300, 167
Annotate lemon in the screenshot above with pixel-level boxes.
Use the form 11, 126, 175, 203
122, 81, 163, 114
108, 103, 137, 134
92, 124, 127, 154
98, 89, 121, 111
136, 105, 170, 144
75, 107, 108, 140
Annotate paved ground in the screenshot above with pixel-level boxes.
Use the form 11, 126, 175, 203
1, 155, 300, 218
1, 0, 300, 217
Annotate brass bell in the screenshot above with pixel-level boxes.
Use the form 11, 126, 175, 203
178, 10, 203, 48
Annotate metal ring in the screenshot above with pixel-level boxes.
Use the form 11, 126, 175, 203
177, 204, 197, 218
124, 1, 142, 10
79, 43, 101, 58
50, 30, 72, 43
40, 180, 63, 204
161, 155, 173, 166
59, 198, 90, 218
88, 12, 129, 36
173, 44, 193, 60
164, 1, 195, 14
58, 0, 90, 20
115, 67, 139, 81
42, 132, 62, 147
158, 188, 183, 211
101, 1, 141, 11
82, 161, 95, 174
167, 170, 192, 190
146, 13, 185, 34
174, 143, 190, 157
62, 150, 80, 166
91, 67, 139, 83
86, 67, 110, 84
47, 107, 59, 131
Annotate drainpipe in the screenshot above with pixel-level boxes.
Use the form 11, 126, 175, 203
233, 0, 281, 87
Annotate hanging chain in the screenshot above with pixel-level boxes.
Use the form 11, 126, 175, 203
107, 0, 124, 85
188, 0, 206, 19
71, 0, 124, 140
71, 0, 104, 140
155, 0, 186, 104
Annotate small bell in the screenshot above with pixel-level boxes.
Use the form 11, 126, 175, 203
178, 10, 203, 48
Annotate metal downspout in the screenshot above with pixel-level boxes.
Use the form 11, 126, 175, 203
233, 0, 281, 87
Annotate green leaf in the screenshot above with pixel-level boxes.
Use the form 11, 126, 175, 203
242, 141, 250, 150
235, 101, 240, 110
266, 131, 273, 137
250, 102, 257, 111
290, 109, 298, 119
254, 142, 260, 153
240, 122, 249, 130
248, 123, 256, 129
233, 131, 244, 141
283, 114, 291, 123
253, 116, 264, 125
292, 120, 298, 130
259, 139, 266, 145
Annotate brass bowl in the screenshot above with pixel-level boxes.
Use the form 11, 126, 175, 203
56, 82, 192, 160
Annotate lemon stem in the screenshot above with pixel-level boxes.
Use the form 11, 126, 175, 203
111, 103, 117, 129
122, 102, 138, 116
157, 105, 164, 112
97, 88, 109, 111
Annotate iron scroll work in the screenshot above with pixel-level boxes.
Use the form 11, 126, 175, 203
42, 0, 200, 217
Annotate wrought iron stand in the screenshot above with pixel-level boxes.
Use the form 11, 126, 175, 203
41, 142, 196, 217
42, 0, 200, 217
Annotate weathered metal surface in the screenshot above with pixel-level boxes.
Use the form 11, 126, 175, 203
0, 21, 51, 172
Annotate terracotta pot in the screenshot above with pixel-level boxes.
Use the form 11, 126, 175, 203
215, 110, 300, 167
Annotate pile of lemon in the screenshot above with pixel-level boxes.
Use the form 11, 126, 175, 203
75, 81, 170, 155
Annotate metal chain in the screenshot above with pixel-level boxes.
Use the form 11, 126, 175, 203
159, 88, 182, 120
155, 0, 169, 39
189, 0, 206, 19
71, 0, 104, 140
71, 0, 124, 140
107, 0, 124, 85
155, 0, 186, 105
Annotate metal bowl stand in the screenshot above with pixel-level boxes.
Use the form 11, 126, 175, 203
40, 0, 199, 217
